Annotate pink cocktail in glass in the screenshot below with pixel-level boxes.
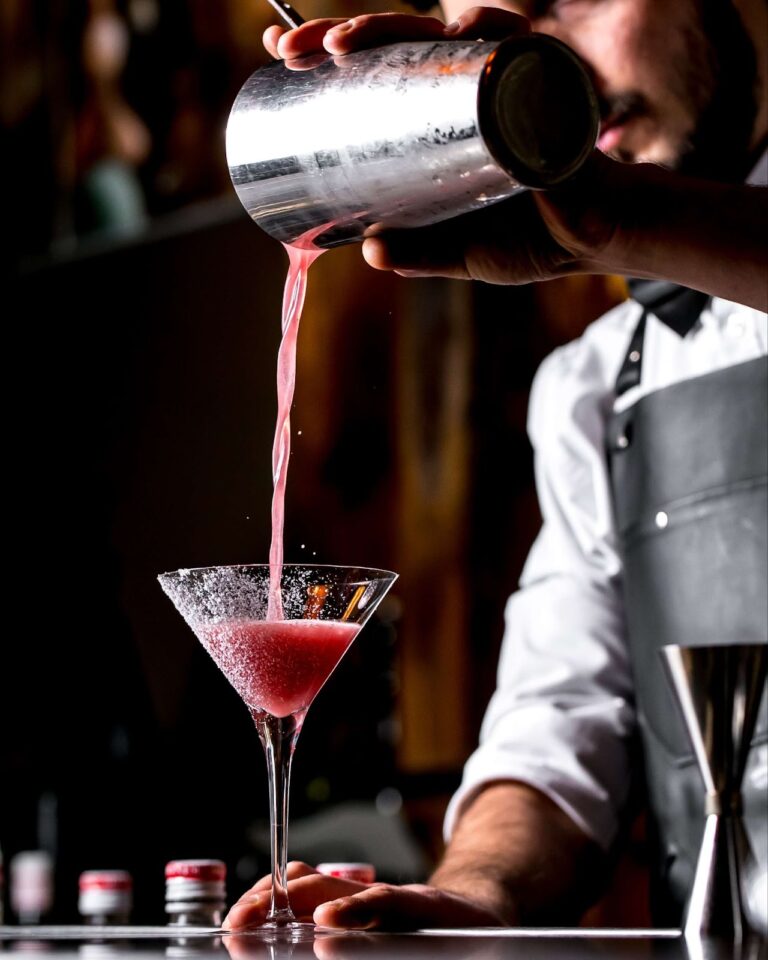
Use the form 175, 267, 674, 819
158, 563, 397, 936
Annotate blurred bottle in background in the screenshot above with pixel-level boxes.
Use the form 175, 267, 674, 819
10, 851, 54, 925
71, 0, 151, 243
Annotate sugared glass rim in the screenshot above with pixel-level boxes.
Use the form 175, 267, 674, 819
158, 563, 398, 580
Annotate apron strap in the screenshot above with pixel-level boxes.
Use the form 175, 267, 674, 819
615, 309, 648, 397
616, 281, 713, 397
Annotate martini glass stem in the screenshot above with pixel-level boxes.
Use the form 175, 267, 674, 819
254, 709, 306, 925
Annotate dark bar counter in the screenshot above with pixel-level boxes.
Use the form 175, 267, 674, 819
2, 926, 764, 959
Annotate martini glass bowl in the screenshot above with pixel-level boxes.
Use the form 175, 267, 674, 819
158, 563, 397, 938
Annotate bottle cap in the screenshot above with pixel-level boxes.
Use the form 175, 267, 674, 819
165, 860, 226, 904
165, 860, 226, 882
78, 870, 133, 917
315, 862, 375, 884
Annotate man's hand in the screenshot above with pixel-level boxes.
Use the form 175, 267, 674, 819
259, 8, 768, 307
222, 782, 606, 932
259, 6, 613, 287
263, 7, 530, 62
222, 860, 506, 931
362, 152, 622, 285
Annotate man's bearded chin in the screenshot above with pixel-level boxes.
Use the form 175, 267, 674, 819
675, 0, 759, 183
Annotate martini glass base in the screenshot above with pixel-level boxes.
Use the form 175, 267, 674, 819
233, 921, 318, 943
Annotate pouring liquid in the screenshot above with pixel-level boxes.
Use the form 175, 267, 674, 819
268, 242, 324, 620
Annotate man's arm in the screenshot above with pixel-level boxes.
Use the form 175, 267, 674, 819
428, 781, 605, 925
223, 781, 604, 930
571, 159, 768, 311
365, 153, 768, 311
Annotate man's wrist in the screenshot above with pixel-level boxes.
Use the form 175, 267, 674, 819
530, 151, 638, 279
428, 864, 521, 925
430, 781, 606, 925
568, 158, 768, 311
578, 159, 674, 277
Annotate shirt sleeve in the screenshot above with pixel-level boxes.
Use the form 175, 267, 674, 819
444, 311, 638, 850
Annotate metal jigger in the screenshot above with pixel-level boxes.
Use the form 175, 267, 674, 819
662, 644, 767, 945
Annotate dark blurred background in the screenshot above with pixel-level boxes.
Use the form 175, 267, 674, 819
0, 0, 634, 927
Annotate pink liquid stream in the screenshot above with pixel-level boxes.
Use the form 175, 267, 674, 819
268, 242, 324, 620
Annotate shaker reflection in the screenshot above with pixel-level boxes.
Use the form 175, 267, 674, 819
683, 932, 768, 960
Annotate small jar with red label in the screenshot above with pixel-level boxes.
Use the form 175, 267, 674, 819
78, 870, 133, 925
315, 863, 376, 884
165, 860, 226, 927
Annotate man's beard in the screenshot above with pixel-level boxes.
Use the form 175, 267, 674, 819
600, 0, 760, 183
674, 0, 760, 182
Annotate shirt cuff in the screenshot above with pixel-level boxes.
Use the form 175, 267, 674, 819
443, 710, 630, 852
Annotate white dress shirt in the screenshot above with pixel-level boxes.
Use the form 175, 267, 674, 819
444, 158, 768, 850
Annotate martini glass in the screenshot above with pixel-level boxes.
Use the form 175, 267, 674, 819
158, 564, 397, 937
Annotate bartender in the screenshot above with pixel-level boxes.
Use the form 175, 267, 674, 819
225, 0, 768, 931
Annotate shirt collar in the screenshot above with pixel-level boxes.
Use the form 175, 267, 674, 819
746, 147, 767, 186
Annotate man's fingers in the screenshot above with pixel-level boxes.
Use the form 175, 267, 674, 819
251, 860, 318, 892
262, 24, 285, 59
323, 13, 448, 55
313, 883, 505, 931
223, 870, 368, 931
266, 8, 529, 64
363, 193, 567, 286
222, 862, 320, 929
322, 7, 529, 56
273, 18, 349, 60
272, 875, 368, 919
445, 6, 530, 40
222, 891, 269, 930
363, 231, 471, 281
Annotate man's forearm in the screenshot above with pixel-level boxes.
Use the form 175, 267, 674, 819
580, 161, 768, 311
430, 781, 606, 925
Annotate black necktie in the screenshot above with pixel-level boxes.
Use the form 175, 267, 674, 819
627, 279, 711, 337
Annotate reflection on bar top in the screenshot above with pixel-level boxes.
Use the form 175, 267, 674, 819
0, 924, 705, 960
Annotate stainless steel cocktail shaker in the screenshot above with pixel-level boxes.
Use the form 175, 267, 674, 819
226, 36, 599, 249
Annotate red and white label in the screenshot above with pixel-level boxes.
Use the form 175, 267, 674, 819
165, 859, 226, 882
316, 863, 375, 884
79, 870, 133, 891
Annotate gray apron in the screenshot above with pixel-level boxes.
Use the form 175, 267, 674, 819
606, 312, 767, 925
